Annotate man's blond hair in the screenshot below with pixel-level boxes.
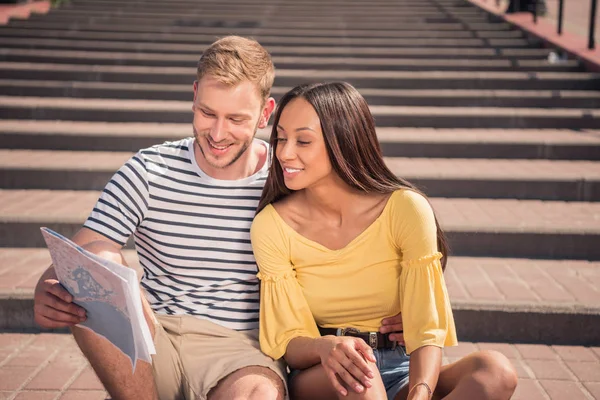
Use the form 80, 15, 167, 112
197, 36, 275, 100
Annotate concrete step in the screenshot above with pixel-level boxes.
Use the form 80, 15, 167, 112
6, 18, 517, 33
22, 13, 513, 31
67, 0, 469, 5
2, 96, 598, 129
1, 121, 599, 160
374, 128, 600, 160
1, 249, 599, 347
1, 62, 597, 91
3, 20, 523, 37
23, 17, 493, 33
67, 0, 458, 3
50, 2, 484, 11
58, 1, 481, 12
0, 28, 534, 48
1, 149, 599, 201
33, 9, 494, 24
58, 3, 479, 10
3, 80, 597, 109
60, 8, 484, 20
1, 189, 598, 260
46, 7, 486, 18
0, 49, 582, 73
0, 37, 553, 59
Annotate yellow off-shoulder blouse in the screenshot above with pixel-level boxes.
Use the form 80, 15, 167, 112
250, 189, 457, 360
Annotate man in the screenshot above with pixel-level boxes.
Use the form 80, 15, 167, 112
33, 36, 405, 400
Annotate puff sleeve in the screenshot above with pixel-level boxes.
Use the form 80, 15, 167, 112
250, 207, 320, 360
390, 190, 458, 355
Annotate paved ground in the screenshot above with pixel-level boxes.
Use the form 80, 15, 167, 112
535, 0, 600, 42
0, 1, 49, 25
1, 334, 599, 399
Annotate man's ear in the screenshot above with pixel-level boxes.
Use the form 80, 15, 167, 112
192, 80, 199, 111
259, 97, 276, 129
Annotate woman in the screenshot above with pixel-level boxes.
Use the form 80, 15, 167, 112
250, 82, 517, 400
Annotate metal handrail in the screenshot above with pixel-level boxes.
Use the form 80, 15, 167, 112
590, 0, 598, 49
553, 0, 598, 50
505, 0, 598, 50
558, 0, 564, 34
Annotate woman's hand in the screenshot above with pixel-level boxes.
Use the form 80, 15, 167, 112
316, 335, 377, 396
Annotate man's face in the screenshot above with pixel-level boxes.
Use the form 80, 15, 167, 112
192, 75, 271, 171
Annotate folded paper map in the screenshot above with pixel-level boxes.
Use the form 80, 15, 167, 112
41, 227, 156, 371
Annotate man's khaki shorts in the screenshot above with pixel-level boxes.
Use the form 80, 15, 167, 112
151, 314, 288, 400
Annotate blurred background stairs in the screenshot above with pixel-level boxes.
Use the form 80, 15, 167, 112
0, 0, 599, 398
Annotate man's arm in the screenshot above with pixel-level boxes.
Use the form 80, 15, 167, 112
380, 313, 405, 345
33, 227, 125, 329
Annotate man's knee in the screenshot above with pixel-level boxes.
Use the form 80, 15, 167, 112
246, 380, 281, 400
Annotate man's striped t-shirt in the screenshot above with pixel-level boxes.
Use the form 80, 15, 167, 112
84, 137, 269, 331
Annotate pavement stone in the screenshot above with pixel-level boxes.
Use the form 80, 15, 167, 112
0, 334, 598, 399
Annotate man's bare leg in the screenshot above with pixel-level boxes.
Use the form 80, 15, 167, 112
72, 241, 159, 400
208, 366, 285, 400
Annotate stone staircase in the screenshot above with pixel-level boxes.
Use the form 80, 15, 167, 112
1, 0, 599, 351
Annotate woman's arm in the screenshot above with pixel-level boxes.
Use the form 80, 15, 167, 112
284, 336, 321, 370
407, 345, 442, 400
390, 191, 457, 398
285, 335, 378, 397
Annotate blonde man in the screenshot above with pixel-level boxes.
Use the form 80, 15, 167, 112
33, 36, 287, 400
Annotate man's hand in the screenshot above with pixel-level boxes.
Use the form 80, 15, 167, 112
33, 267, 86, 329
379, 313, 405, 345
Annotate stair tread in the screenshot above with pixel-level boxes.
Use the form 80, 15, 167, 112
2, 149, 600, 180
1, 189, 598, 233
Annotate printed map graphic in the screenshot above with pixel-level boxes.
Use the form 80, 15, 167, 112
66, 266, 136, 364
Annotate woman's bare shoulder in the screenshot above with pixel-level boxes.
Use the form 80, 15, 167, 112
272, 193, 305, 230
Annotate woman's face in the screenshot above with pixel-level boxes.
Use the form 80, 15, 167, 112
275, 97, 333, 191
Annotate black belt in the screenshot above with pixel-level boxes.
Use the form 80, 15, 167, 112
318, 327, 397, 350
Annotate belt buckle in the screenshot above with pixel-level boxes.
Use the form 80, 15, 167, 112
340, 327, 359, 336
368, 332, 378, 349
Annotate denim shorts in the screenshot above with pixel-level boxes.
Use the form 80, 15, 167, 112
289, 345, 410, 399
376, 345, 411, 399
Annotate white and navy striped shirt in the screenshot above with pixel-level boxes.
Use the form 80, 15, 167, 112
84, 137, 268, 331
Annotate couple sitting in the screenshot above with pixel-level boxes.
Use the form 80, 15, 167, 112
34, 36, 517, 400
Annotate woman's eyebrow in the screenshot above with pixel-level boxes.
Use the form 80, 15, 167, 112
276, 124, 316, 133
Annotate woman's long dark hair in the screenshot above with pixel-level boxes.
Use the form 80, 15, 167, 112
257, 82, 449, 270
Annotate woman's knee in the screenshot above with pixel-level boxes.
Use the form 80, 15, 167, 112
472, 350, 518, 397
341, 364, 387, 400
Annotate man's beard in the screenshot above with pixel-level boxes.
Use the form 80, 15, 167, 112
194, 125, 258, 170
